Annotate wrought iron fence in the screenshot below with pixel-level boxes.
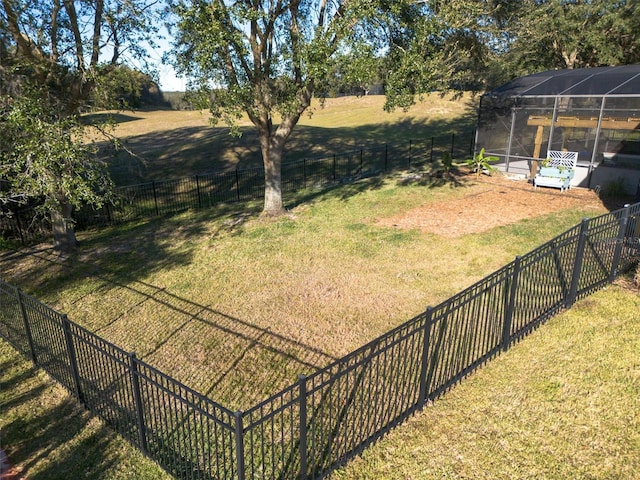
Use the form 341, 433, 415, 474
1, 132, 475, 245
1, 200, 638, 479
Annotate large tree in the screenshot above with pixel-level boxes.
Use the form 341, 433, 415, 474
169, 0, 523, 215
0, 0, 162, 250
497, 0, 640, 77
170, 0, 473, 215
1, 0, 163, 111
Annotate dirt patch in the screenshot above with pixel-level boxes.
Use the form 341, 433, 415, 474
377, 174, 607, 237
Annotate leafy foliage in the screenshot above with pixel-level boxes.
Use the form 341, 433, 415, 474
466, 147, 499, 177
0, 0, 162, 112
0, 87, 113, 250
494, 0, 640, 78
0, 0, 162, 250
169, 0, 482, 214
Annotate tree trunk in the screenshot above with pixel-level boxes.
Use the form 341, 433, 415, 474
261, 137, 286, 216
51, 198, 77, 252
254, 88, 313, 216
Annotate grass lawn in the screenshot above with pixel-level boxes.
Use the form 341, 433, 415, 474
0, 338, 172, 479
0, 172, 612, 410
333, 283, 640, 479
1, 279, 637, 479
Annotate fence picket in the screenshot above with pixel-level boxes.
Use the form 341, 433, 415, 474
129, 352, 149, 454
610, 206, 630, 281
502, 256, 521, 351
567, 218, 590, 307
15, 287, 37, 363
62, 315, 84, 403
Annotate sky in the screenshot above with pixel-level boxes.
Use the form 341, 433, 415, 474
157, 62, 187, 92
136, 26, 188, 92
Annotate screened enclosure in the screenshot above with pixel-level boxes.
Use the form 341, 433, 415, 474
476, 65, 640, 196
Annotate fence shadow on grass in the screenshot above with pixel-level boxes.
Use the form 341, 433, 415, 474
89, 277, 339, 407
2, 199, 639, 479
0, 343, 128, 480
2, 243, 339, 409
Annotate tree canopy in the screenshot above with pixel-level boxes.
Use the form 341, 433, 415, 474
0, 86, 113, 251
486, 0, 640, 80
170, 0, 488, 214
1, 0, 163, 111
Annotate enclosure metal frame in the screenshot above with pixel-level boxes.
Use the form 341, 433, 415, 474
476, 67, 640, 192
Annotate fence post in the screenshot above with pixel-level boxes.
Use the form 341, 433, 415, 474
196, 175, 202, 209
417, 307, 433, 407
152, 181, 159, 216
332, 154, 336, 182
235, 169, 241, 201
15, 287, 37, 364
129, 353, 149, 454
62, 314, 84, 403
234, 411, 245, 480
469, 129, 476, 156
105, 202, 113, 225
609, 206, 630, 282
303, 159, 307, 188
384, 144, 388, 171
299, 375, 308, 480
450, 133, 455, 157
567, 218, 590, 307
429, 137, 435, 163
502, 256, 521, 351
408, 140, 412, 168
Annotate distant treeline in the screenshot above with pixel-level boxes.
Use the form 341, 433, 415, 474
161, 91, 192, 110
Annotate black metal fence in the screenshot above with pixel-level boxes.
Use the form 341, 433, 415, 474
1, 132, 475, 244
1, 200, 639, 479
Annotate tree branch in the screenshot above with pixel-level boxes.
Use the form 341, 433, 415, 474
62, 0, 85, 71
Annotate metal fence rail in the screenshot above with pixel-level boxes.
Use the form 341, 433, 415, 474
0, 201, 638, 479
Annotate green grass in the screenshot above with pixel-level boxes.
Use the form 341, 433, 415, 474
2, 93, 637, 477
0, 174, 610, 410
1, 276, 637, 479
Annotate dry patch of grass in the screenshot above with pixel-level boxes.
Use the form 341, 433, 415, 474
377, 175, 604, 237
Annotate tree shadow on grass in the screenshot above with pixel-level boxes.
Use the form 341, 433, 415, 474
0, 154, 476, 410
82, 112, 143, 125
0, 207, 340, 409
0, 214, 201, 298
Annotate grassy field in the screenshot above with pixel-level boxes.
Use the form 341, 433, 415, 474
1, 275, 638, 479
88, 93, 477, 185
1, 94, 638, 478
0, 339, 171, 479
